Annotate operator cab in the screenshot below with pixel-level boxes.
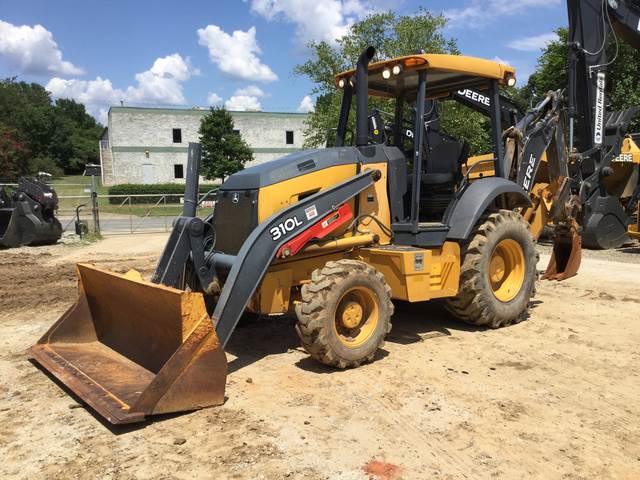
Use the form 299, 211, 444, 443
334, 52, 516, 246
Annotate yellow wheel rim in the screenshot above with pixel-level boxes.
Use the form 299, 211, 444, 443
489, 239, 526, 302
333, 287, 380, 348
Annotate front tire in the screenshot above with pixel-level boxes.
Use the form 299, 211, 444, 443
445, 210, 538, 328
295, 260, 393, 369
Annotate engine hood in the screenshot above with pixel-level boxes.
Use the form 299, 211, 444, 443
220, 147, 363, 190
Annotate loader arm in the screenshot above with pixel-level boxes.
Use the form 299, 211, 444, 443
149, 152, 379, 346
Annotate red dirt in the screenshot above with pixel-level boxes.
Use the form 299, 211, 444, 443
363, 460, 402, 480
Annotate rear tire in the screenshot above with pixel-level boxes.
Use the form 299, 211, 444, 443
295, 260, 393, 369
445, 210, 538, 328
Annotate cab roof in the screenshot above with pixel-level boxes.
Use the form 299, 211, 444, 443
335, 54, 517, 99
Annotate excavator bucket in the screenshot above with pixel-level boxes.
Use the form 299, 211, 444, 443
0, 207, 20, 248
29, 263, 227, 425
542, 225, 582, 281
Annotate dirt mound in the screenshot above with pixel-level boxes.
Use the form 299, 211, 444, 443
0, 250, 158, 315
0, 254, 76, 313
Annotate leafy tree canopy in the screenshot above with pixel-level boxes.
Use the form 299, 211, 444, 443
199, 107, 253, 181
0, 78, 103, 178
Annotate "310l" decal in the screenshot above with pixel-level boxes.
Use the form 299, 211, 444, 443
270, 216, 304, 241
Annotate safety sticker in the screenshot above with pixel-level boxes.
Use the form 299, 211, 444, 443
305, 204, 318, 220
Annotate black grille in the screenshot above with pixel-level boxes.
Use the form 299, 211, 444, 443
212, 189, 259, 255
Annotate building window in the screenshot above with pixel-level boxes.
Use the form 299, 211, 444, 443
233, 129, 240, 135
286, 130, 294, 145
172, 128, 182, 143
174, 164, 184, 179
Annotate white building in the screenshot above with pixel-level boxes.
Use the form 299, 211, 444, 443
99, 106, 309, 185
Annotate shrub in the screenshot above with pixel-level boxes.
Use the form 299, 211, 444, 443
106, 183, 218, 205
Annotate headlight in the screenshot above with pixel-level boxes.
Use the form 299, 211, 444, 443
382, 68, 391, 79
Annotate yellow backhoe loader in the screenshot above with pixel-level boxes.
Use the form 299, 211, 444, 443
31, 48, 542, 425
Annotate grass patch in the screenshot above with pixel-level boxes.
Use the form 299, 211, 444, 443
52, 175, 107, 210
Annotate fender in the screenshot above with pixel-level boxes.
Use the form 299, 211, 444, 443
445, 177, 531, 241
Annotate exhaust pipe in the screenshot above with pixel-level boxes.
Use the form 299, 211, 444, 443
355, 46, 376, 147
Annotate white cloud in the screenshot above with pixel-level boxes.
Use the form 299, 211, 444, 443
297, 95, 315, 113
197, 25, 277, 82
126, 54, 195, 105
234, 85, 266, 97
250, 0, 372, 45
207, 92, 223, 105
46, 53, 196, 121
0, 20, 84, 76
508, 32, 558, 51
224, 85, 268, 111
46, 76, 122, 105
445, 0, 559, 28
225, 95, 262, 111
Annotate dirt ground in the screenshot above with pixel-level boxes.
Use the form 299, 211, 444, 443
1, 234, 639, 479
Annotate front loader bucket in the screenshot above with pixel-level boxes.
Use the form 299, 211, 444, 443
541, 226, 582, 281
29, 264, 227, 425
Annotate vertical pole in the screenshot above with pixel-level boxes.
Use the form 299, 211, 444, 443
489, 80, 505, 178
410, 70, 427, 233
335, 86, 353, 147
91, 174, 100, 235
164, 195, 168, 231
129, 196, 133, 234
393, 96, 404, 147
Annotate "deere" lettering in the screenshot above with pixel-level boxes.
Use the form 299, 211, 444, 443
457, 89, 490, 107
522, 154, 537, 191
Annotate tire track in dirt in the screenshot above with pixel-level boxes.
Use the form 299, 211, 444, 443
356, 372, 482, 479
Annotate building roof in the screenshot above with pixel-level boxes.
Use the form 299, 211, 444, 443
108, 106, 310, 117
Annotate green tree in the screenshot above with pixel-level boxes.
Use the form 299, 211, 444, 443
51, 98, 103, 171
0, 78, 55, 162
199, 107, 253, 181
0, 79, 103, 176
439, 101, 492, 155
294, 9, 492, 154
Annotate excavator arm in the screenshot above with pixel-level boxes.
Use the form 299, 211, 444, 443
566, 0, 640, 249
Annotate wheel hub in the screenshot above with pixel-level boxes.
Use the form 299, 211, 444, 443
489, 255, 506, 283
334, 287, 380, 348
341, 301, 363, 329
489, 238, 526, 302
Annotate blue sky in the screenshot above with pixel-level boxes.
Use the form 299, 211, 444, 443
0, 0, 566, 124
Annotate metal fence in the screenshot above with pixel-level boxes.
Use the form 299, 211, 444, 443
56, 192, 217, 235
1, 182, 217, 236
